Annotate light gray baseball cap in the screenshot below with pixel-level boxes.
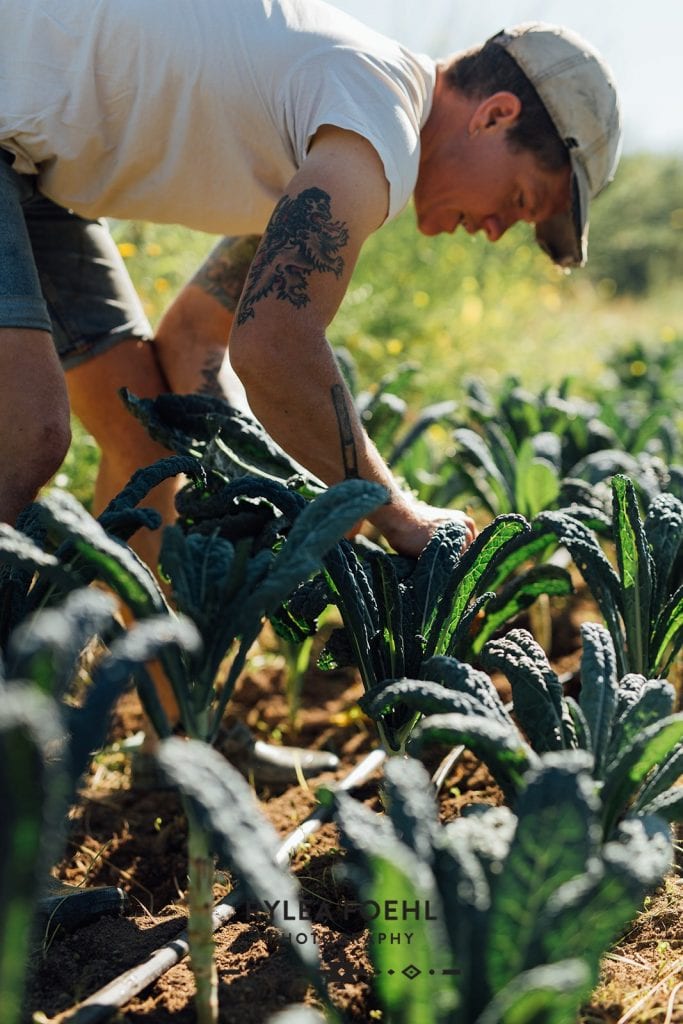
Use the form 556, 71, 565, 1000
491, 22, 622, 268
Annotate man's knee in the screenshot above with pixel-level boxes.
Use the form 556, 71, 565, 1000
0, 411, 71, 523
0, 326, 72, 519
16, 409, 72, 499
36, 409, 72, 476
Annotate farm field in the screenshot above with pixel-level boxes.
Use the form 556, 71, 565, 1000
23, 607, 683, 1024
3, 153, 683, 1024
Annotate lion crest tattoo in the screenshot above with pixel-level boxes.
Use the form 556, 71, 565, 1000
236, 187, 349, 325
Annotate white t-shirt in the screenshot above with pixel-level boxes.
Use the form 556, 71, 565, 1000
0, 0, 435, 233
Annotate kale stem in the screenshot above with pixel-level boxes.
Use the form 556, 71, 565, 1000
185, 801, 218, 1024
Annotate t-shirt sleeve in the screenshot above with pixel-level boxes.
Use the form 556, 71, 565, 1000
280, 49, 426, 222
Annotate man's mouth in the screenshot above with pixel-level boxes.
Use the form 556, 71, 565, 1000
460, 215, 478, 235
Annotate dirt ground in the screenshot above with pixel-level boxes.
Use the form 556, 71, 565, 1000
24, 595, 683, 1024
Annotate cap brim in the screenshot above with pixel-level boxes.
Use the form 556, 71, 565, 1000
535, 158, 590, 268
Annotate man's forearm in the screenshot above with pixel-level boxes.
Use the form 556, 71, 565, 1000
231, 326, 410, 513
232, 326, 476, 556
226, 139, 475, 555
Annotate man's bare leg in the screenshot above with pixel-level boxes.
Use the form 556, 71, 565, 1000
65, 237, 262, 557
65, 233, 260, 721
64, 239, 261, 719
67, 336, 183, 722
0, 328, 71, 523
66, 336, 179, 571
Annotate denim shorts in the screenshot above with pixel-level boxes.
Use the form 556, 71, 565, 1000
0, 148, 152, 369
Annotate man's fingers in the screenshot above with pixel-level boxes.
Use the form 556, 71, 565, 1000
446, 508, 477, 546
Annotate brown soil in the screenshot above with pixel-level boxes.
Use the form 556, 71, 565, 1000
24, 594, 683, 1024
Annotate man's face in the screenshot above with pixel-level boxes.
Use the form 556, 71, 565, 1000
414, 127, 571, 243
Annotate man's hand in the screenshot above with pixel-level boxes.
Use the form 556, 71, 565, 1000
367, 494, 477, 558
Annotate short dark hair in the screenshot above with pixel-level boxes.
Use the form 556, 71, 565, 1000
444, 42, 569, 172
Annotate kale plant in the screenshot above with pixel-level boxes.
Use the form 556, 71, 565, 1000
0, 459, 385, 1024
0, 454, 199, 650
486, 475, 683, 678
422, 376, 679, 518
154, 738, 331, 1024
0, 684, 67, 1024
329, 755, 672, 1024
397, 623, 683, 838
121, 389, 325, 497
481, 623, 683, 836
310, 514, 572, 753
0, 587, 199, 1024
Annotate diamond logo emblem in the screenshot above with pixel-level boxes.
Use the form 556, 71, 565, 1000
402, 964, 421, 980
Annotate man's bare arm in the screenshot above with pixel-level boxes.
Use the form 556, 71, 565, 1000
190, 235, 261, 316
154, 235, 260, 404
229, 128, 476, 556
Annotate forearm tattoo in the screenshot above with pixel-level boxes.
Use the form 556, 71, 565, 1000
331, 384, 359, 479
197, 350, 225, 398
191, 235, 261, 312
236, 187, 349, 325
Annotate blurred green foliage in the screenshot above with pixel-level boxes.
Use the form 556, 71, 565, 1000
586, 154, 683, 295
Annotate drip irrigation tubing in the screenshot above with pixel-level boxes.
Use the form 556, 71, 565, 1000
44, 747, 387, 1024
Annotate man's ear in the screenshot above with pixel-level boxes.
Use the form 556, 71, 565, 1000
468, 91, 522, 134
